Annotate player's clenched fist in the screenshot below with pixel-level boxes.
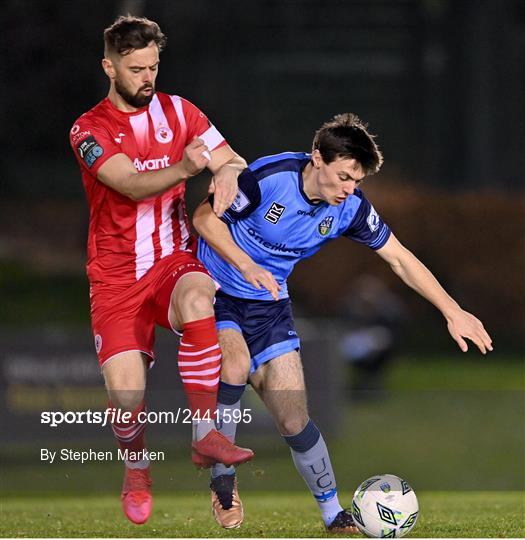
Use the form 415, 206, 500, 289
181, 136, 211, 177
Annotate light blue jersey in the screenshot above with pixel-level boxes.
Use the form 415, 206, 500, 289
198, 152, 391, 300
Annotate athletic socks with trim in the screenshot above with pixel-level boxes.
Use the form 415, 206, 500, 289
284, 419, 343, 526
179, 316, 221, 440
211, 381, 246, 477
110, 400, 149, 469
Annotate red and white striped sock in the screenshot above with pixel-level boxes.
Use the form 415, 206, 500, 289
110, 400, 148, 469
178, 316, 221, 438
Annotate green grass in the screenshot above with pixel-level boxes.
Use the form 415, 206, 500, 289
2, 355, 524, 497
0, 491, 523, 537
1, 355, 523, 536
2, 384, 524, 494
384, 355, 524, 390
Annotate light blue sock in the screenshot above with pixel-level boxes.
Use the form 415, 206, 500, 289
211, 381, 245, 478
284, 419, 343, 525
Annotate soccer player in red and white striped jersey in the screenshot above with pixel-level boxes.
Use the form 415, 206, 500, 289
69, 15, 253, 525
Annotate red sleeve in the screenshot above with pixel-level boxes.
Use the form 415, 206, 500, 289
69, 116, 121, 176
180, 98, 228, 151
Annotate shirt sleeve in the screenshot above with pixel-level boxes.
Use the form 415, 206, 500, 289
342, 190, 391, 250
69, 117, 121, 176
210, 168, 262, 223
181, 98, 228, 152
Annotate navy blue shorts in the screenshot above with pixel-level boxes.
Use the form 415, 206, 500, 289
214, 290, 300, 373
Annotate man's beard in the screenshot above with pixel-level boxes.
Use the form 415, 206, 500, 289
115, 79, 155, 108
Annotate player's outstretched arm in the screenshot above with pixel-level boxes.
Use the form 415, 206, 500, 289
205, 146, 247, 218
97, 137, 211, 201
193, 201, 281, 300
376, 234, 493, 354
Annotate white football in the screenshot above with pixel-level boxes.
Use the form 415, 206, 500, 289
351, 474, 419, 538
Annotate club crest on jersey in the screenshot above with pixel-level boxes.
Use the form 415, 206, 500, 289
318, 216, 334, 236
264, 202, 286, 224
367, 206, 380, 232
94, 334, 103, 354
155, 125, 173, 143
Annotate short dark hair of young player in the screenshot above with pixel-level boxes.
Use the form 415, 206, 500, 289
104, 15, 167, 57
313, 113, 384, 175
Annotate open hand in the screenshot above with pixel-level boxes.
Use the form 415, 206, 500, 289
240, 262, 281, 301
446, 307, 493, 354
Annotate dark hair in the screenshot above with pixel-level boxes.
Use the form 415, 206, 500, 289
313, 113, 383, 175
104, 15, 167, 57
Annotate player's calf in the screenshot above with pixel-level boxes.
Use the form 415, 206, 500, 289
284, 419, 347, 529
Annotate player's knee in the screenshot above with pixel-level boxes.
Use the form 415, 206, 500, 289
277, 412, 309, 437
221, 356, 250, 385
174, 285, 214, 320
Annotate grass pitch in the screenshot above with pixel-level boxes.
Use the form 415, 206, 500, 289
1, 356, 522, 537
1, 491, 523, 537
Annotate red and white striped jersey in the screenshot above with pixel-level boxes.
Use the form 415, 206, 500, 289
70, 93, 227, 286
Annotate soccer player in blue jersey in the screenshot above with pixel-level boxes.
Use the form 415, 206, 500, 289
193, 113, 493, 531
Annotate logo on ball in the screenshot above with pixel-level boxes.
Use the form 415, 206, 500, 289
351, 474, 419, 538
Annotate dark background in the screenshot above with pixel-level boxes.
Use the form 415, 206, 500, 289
0, 0, 524, 500
3, 0, 524, 195
2, 0, 524, 348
